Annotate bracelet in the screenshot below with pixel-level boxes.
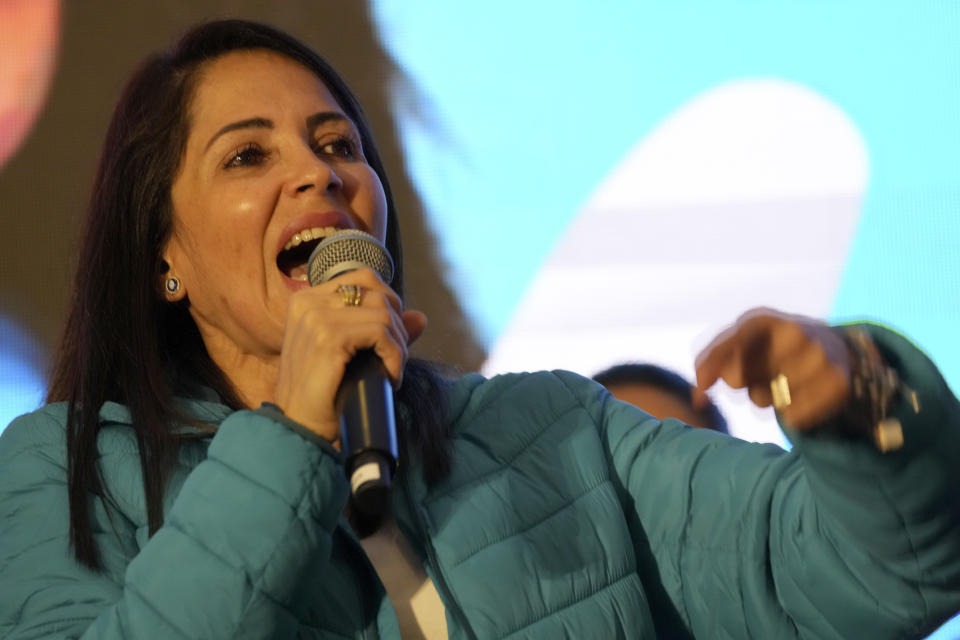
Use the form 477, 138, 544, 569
839, 328, 919, 452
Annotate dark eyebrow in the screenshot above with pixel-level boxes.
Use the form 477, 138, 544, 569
306, 111, 350, 131
205, 117, 273, 151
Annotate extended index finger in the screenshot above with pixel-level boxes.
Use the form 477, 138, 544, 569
694, 308, 783, 394
694, 324, 740, 395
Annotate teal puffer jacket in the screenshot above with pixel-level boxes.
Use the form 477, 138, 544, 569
1, 325, 959, 639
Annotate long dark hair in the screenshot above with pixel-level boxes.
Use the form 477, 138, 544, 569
47, 19, 451, 569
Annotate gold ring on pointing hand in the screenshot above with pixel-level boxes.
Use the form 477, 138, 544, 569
336, 284, 363, 307
770, 373, 792, 410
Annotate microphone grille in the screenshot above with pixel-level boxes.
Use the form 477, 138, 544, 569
307, 229, 394, 286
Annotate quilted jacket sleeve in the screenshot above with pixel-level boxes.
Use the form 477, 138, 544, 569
563, 324, 960, 639
0, 405, 349, 639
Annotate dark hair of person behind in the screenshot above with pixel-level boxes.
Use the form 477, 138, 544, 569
593, 363, 728, 434
46, 19, 451, 569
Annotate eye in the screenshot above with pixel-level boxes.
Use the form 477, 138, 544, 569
223, 142, 270, 168
316, 135, 360, 161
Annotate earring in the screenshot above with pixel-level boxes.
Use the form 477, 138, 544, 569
165, 277, 181, 294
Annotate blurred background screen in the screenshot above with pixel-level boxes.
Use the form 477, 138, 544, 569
374, 0, 960, 448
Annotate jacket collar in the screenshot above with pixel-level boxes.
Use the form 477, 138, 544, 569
97, 387, 233, 434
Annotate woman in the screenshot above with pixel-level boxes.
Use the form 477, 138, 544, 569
1, 19, 958, 639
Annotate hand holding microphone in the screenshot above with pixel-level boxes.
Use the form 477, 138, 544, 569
275, 229, 426, 518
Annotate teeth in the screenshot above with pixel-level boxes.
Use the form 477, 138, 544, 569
293, 273, 308, 282
283, 226, 340, 252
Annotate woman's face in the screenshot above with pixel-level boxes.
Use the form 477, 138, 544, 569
165, 50, 387, 361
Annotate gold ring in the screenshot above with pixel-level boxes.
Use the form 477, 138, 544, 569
336, 284, 363, 307
770, 373, 792, 410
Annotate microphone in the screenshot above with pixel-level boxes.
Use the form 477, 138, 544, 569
307, 229, 397, 518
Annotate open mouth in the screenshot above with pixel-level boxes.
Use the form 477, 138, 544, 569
276, 226, 342, 281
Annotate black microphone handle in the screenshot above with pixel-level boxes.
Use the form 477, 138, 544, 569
336, 348, 398, 517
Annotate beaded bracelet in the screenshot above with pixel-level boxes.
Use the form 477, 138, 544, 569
839, 328, 919, 452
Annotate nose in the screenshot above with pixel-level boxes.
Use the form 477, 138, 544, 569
289, 145, 343, 196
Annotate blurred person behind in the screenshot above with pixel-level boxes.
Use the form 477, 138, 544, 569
593, 362, 728, 433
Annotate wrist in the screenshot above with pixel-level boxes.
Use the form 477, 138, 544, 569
259, 402, 340, 446
837, 327, 920, 452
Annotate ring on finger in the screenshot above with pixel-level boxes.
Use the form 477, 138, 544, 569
770, 373, 792, 410
336, 284, 364, 307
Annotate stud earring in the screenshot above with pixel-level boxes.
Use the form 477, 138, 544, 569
165, 277, 181, 294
